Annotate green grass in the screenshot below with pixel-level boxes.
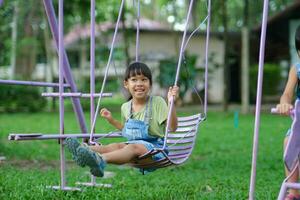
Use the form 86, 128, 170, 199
0, 110, 291, 199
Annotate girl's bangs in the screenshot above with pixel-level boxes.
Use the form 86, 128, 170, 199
129, 67, 143, 77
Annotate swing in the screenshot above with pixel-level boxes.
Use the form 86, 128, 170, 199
87, 0, 211, 171
7, 0, 211, 189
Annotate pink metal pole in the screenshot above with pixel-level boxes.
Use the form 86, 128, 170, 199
41, 92, 112, 98
0, 79, 70, 88
58, 0, 66, 189
248, 0, 269, 199
204, 0, 211, 117
43, 0, 88, 134
89, 0, 126, 144
90, 0, 97, 184
163, 0, 194, 149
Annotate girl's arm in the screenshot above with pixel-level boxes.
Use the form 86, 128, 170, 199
167, 86, 179, 132
276, 66, 298, 115
100, 108, 124, 130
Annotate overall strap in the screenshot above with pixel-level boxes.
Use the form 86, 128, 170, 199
128, 96, 152, 123
144, 96, 152, 124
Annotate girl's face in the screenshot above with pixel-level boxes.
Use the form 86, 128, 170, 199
124, 74, 151, 101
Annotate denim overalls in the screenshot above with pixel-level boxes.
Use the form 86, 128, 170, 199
122, 96, 168, 173
122, 96, 157, 141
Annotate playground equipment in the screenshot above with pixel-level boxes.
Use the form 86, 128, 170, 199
2, 0, 211, 191
249, 0, 300, 199
271, 100, 300, 200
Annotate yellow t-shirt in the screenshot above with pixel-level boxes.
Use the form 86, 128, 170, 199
121, 96, 168, 138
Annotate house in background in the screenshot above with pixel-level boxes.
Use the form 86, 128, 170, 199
252, 1, 300, 65
249, 1, 300, 102
61, 18, 229, 104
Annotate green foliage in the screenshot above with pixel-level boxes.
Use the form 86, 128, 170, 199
0, 85, 47, 112
0, 111, 288, 199
157, 55, 197, 99
250, 63, 281, 101
79, 78, 122, 111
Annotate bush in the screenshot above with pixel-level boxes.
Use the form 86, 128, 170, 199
250, 63, 281, 101
157, 54, 197, 100
0, 85, 47, 112
79, 78, 121, 110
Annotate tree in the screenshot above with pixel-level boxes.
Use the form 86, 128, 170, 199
241, 0, 250, 114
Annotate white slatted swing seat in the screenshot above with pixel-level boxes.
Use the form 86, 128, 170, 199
131, 113, 204, 170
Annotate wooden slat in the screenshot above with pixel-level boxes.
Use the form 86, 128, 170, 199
169, 154, 190, 159
168, 149, 192, 156
178, 120, 200, 127
174, 127, 197, 133
178, 114, 201, 122
167, 145, 193, 151
167, 131, 196, 138
167, 137, 195, 144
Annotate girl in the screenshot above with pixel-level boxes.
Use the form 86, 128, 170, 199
276, 25, 300, 200
65, 62, 179, 177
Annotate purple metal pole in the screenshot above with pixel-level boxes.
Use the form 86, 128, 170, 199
89, 0, 126, 144
163, 0, 194, 149
90, 0, 97, 184
0, 79, 70, 88
41, 92, 112, 98
248, 0, 269, 199
90, 0, 96, 133
135, 0, 140, 62
43, 0, 87, 134
58, 0, 66, 189
204, 0, 211, 117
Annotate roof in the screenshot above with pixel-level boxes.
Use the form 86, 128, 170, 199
64, 18, 172, 47
254, 1, 300, 31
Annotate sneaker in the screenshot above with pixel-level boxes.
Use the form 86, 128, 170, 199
64, 137, 86, 167
285, 193, 300, 200
76, 146, 106, 177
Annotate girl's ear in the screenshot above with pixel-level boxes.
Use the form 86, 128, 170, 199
123, 80, 128, 89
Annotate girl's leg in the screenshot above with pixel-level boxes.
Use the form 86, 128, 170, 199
284, 137, 299, 196
89, 143, 127, 154
101, 143, 148, 165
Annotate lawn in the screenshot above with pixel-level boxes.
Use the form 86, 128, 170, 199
0, 109, 291, 199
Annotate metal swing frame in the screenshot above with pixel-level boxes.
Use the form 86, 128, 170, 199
3, 0, 211, 191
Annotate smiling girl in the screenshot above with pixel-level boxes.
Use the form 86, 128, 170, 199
65, 62, 179, 177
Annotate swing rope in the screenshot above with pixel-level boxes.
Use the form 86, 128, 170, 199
162, 0, 195, 149
89, 0, 211, 149
89, 0, 126, 145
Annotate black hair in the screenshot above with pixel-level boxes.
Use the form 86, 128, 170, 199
124, 62, 152, 85
295, 25, 300, 54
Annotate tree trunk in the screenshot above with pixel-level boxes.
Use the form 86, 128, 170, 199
10, 0, 18, 79
16, 1, 41, 80
221, 0, 229, 111
43, 10, 55, 111
241, 0, 250, 114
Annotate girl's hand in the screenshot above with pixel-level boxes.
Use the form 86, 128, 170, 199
168, 86, 179, 103
100, 108, 113, 121
276, 103, 293, 115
